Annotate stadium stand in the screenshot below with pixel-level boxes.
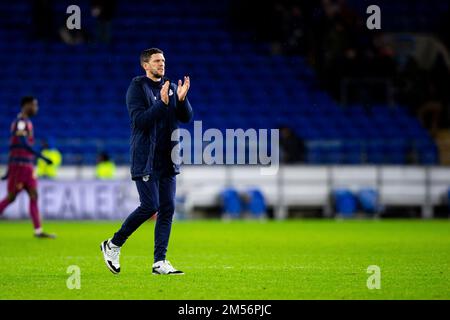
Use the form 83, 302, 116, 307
0, 0, 440, 166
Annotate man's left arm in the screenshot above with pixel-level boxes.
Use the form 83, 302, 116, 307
175, 96, 193, 123
18, 136, 52, 164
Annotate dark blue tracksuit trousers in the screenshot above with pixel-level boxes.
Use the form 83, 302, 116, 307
111, 174, 176, 263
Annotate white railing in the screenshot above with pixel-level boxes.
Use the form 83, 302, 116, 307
1, 165, 449, 219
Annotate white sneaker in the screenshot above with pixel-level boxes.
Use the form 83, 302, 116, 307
152, 260, 184, 275
100, 239, 121, 274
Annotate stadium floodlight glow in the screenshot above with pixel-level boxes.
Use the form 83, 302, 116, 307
171, 120, 279, 175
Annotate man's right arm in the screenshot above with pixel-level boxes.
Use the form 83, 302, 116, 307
17, 136, 52, 164
127, 81, 167, 130
11, 120, 52, 164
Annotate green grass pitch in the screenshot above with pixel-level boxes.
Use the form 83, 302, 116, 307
0, 219, 449, 299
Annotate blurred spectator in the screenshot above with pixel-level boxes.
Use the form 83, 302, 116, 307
437, 10, 450, 53
396, 55, 424, 110
279, 126, 305, 163
59, 27, 88, 46
398, 52, 450, 135
32, 0, 56, 41
37, 138, 62, 179
230, 0, 312, 55
417, 82, 444, 137
233, 0, 450, 136
91, 0, 117, 43
95, 152, 116, 180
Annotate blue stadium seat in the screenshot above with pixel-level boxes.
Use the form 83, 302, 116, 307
333, 189, 357, 217
0, 1, 438, 165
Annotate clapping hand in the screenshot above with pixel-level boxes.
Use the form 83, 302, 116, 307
160, 80, 170, 105
177, 76, 190, 102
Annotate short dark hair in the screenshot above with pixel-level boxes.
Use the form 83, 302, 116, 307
99, 151, 110, 162
140, 48, 163, 65
21, 96, 36, 108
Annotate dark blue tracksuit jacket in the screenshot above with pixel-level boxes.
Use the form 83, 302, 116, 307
126, 75, 193, 180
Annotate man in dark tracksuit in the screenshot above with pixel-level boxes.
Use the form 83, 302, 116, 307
101, 48, 193, 275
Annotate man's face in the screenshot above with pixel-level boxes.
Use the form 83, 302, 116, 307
24, 99, 39, 116
143, 53, 165, 78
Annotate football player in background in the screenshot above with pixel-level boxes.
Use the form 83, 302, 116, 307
0, 96, 56, 238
